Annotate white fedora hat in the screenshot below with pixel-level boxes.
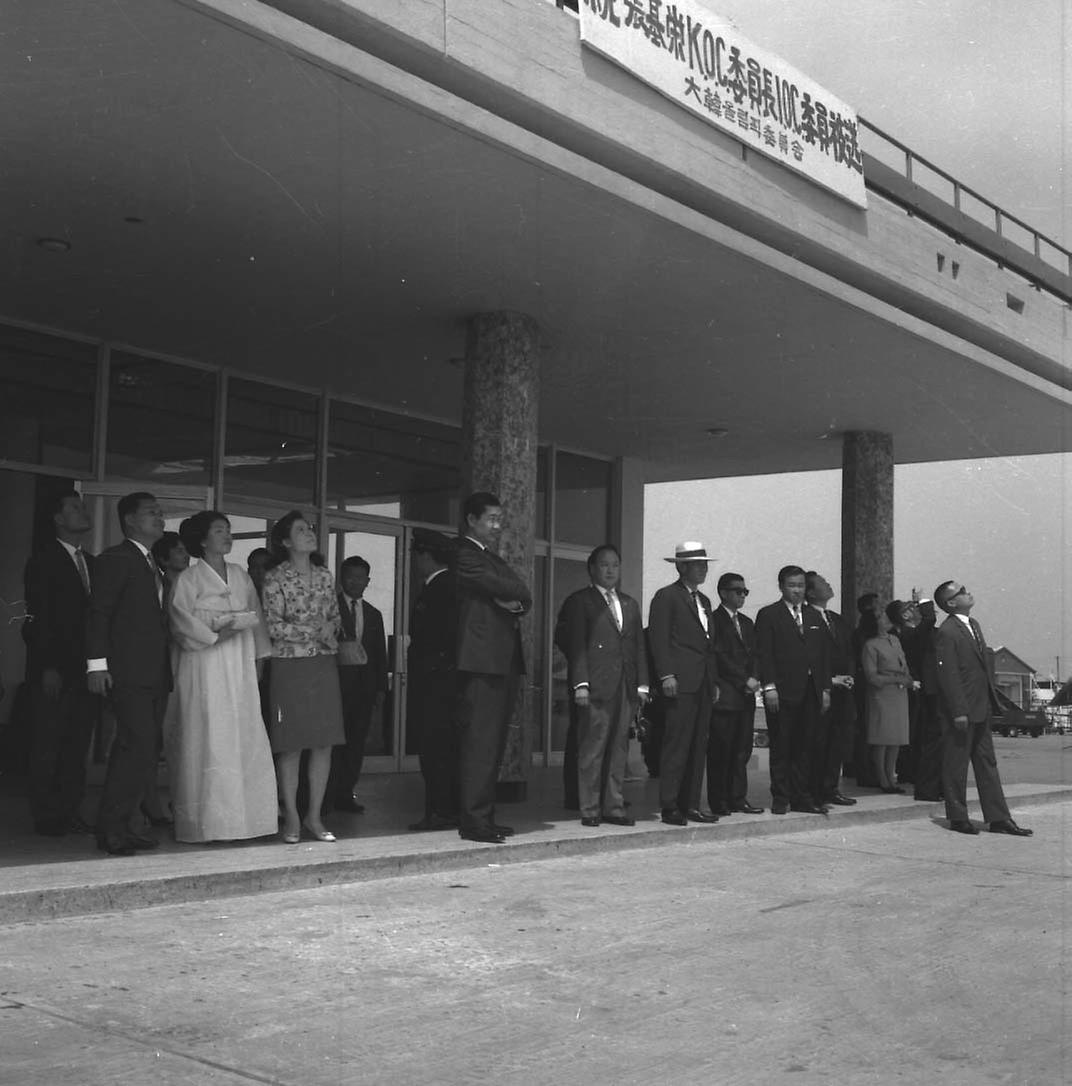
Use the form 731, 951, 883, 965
663, 541, 714, 563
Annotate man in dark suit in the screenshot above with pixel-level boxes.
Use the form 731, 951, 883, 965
87, 491, 171, 856
407, 529, 459, 832
755, 565, 831, 815
455, 491, 532, 844
708, 572, 763, 816
23, 490, 99, 835
557, 544, 649, 828
933, 580, 1031, 836
331, 555, 389, 814
909, 597, 943, 802
805, 571, 858, 808
647, 541, 720, 826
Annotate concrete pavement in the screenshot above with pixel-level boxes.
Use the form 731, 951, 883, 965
1, 798, 1068, 1085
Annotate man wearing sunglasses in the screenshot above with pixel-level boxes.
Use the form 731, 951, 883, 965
708, 573, 763, 815
933, 581, 1031, 837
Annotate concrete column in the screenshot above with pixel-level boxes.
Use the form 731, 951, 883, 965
611, 456, 645, 599
460, 311, 540, 802
841, 431, 894, 615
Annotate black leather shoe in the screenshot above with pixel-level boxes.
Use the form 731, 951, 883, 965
771, 801, 789, 815
881, 786, 906, 795
580, 817, 601, 827
686, 809, 719, 823
914, 794, 941, 802
335, 798, 366, 814
827, 793, 857, 806
490, 823, 515, 837
602, 814, 635, 827
949, 819, 980, 835
661, 809, 687, 826
97, 836, 135, 857
791, 804, 829, 815
732, 803, 765, 814
126, 832, 159, 850
713, 804, 732, 816
989, 819, 1033, 837
459, 827, 506, 844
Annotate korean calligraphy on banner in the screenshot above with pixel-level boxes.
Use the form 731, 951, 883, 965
578, 0, 867, 208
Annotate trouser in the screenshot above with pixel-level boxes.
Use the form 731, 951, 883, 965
913, 694, 944, 800
457, 670, 519, 831
706, 707, 755, 811
96, 685, 169, 841
658, 682, 712, 813
813, 687, 855, 801
896, 690, 922, 783
29, 681, 98, 827
941, 716, 1011, 825
413, 670, 459, 820
563, 715, 579, 810
576, 680, 632, 820
767, 689, 818, 807
328, 664, 378, 803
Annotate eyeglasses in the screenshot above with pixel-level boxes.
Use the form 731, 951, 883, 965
726, 586, 749, 596
946, 584, 968, 598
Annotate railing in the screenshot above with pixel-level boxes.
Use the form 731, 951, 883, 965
547, 0, 1071, 305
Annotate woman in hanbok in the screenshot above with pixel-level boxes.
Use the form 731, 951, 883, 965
168, 512, 278, 843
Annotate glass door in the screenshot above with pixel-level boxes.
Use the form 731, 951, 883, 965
326, 520, 413, 772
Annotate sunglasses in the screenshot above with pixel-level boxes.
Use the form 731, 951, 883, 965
725, 586, 749, 596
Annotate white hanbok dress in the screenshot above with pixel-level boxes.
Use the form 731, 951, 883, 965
168, 561, 278, 843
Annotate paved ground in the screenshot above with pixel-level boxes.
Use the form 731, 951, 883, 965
2, 798, 1068, 1086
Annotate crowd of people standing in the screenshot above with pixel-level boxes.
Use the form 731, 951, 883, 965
20, 488, 1030, 858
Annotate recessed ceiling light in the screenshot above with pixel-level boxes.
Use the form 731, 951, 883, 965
36, 236, 71, 253
706, 427, 729, 438
123, 216, 144, 225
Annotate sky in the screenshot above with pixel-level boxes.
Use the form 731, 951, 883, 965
641, 1, 1070, 679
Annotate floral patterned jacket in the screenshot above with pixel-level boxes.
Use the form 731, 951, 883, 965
262, 562, 339, 658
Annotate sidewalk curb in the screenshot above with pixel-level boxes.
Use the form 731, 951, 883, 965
4, 787, 1068, 926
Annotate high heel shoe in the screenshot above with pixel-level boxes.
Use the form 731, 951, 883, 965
302, 821, 336, 843
281, 822, 301, 844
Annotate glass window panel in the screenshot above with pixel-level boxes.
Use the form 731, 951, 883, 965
327, 401, 461, 526
549, 556, 594, 752
224, 379, 318, 506
0, 325, 96, 473
106, 353, 216, 486
554, 452, 611, 545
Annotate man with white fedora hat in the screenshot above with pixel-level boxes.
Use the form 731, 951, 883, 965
647, 541, 721, 825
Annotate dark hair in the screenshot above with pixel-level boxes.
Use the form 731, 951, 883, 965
859, 610, 880, 640
267, 510, 324, 568
246, 547, 269, 568
178, 511, 230, 560
934, 581, 955, 612
151, 531, 184, 569
586, 543, 621, 572
46, 489, 82, 524
885, 600, 906, 627
462, 491, 501, 524
116, 491, 156, 534
777, 564, 805, 586
341, 555, 370, 575
856, 592, 879, 616
412, 531, 453, 566
717, 571, 745, 592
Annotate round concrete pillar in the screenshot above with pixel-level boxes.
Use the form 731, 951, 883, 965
841, 430, 894, 614
460, 311, 540, 800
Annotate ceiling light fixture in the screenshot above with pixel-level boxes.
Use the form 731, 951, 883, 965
706, 427, 729, 438
36, 236, 71, 253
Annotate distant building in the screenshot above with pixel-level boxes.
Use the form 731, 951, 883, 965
991, 648, 1036, 709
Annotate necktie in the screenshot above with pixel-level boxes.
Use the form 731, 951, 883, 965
732, 612, 742, 640
969, 619, 983, 650
73, 547, 90, 594
821, 610, 831, 631
146, 552, 163, 605
793, 605, 803, 633
604, 589, 621, 631
692, 591, 708, 633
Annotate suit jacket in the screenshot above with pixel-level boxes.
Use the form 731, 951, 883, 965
711, 606, 757, 712
23, 539, 96, 684
84, 538, 171, 692
337, 594, 389, 690
902, 602, 939, 692
408, 570, 457, 677
810, 605, 857, 725
755, 600, 831, 703
934, 614, 1000, 722
557, 585, 649, 704
647, 581, 719, 695
454, 537, 532, 675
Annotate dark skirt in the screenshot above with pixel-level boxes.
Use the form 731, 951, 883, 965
269, 655, 345, 754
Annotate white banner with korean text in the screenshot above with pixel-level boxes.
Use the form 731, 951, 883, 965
578, 0, 867, 208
